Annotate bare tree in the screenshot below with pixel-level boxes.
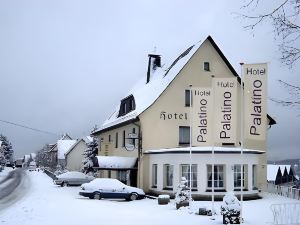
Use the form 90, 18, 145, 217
239, 0, 300, 67
270, 80, 300, 115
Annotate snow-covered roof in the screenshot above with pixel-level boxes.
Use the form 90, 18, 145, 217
144, 146, 265, 154
279, 165, 291, 174
95, 156, 137, 169
83, 136, 93, 144
267, 164, 292, 181
64, 137, 92, 157
267, 165, 281, 181
94, 38, 205, 133
0, 141, 2, 147
57, 140, 76, 160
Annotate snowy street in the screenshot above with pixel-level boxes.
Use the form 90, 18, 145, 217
0, 171, 298, 225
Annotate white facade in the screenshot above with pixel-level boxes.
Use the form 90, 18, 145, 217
65, 139, 88, 171
146, 148, 261, 199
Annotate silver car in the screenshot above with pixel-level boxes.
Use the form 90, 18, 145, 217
54, 171, 94, 187
79, 178, 145, 201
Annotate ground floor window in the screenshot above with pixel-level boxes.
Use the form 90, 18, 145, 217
117, 171, 127, 184
152, 164, 158, 187
252, 164, 257, 190
234, 164, 248, 189
207, 165, 225, 189
163, 164, 173, 189
181, 164, 197, 188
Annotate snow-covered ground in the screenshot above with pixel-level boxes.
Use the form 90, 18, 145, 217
0, 171, 298, 225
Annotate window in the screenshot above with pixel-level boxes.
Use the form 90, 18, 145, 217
234, 164, 247, 189
118, 95, 136, 117
152, 164, 158, 187
207, 165, 225, 189
181, 164, 197, 188
179, 126, 190, 145
122, 130, 126, 147
117, 171, 127, 184
108, 135, 111, 142
204, 62, 210, 71
115, 132, 118, 148
185, 90, 192, 107
252, 165, 257, 190
164, 164, 173, 188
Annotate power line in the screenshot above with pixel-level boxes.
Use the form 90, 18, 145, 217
0, 119, 59, 136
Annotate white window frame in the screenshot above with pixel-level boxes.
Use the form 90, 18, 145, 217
152, 164, 158, 187
179, 126, 190, 145
181, 164, 197, 189
234, 164, 247, 189
207, 164, 225, 189
164, 164, 173, 188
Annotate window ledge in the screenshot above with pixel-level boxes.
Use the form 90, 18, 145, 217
234, 188, 249, 191
206, 189, 226, 192
163, 187, 173, 191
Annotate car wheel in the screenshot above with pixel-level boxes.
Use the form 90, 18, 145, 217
129, 193, 138, 201
62, 182, 68, 187
94, 192, 101, 200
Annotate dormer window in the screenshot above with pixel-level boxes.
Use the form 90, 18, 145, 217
118, 95, 136, 117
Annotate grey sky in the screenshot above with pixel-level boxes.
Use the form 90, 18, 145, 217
0, 0, 299, 160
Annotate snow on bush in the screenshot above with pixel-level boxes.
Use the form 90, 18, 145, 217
175, 177, 191, 204
220, 192, 241, 216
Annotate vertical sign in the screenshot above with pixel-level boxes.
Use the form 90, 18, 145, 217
243, 63, 268, 140
192, 88, 213, 146
213, 77, 238, 144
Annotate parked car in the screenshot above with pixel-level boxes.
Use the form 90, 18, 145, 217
79, 178, 145, 201
54, 171, 95, 187
28, 161, 37, 171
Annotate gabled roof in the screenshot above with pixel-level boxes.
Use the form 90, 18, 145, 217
267, 164, 292, 181
57, 140, 77, 160
64, 138, 90, 157
92, 35, 276, 135
267, 165, 282, 181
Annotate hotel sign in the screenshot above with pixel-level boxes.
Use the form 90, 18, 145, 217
192, 88, 213, 145
213, 77, 238, 144
243, 63, 268, 140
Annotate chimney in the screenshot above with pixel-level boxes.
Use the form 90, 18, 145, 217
146, 54, 161, 84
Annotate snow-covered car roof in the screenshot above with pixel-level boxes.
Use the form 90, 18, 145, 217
57, 171, 93, 179
83, 178, 145, 195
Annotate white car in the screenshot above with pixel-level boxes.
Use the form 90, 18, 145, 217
79, 178, 145, 201
54, 171, 95, 187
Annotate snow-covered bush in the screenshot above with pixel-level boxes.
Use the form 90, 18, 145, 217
175, 177, 191, 204
220, 192, 241, 224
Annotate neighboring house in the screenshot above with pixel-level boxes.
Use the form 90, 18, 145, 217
91, 35, 276, 199
15, 158, 23, 168
267, 164, 297, 185
65, 137, 92, 171
23, 154, 30, 167
47, 134, 76, 169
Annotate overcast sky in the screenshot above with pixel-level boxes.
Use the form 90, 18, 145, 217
0, 0, 299, 161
